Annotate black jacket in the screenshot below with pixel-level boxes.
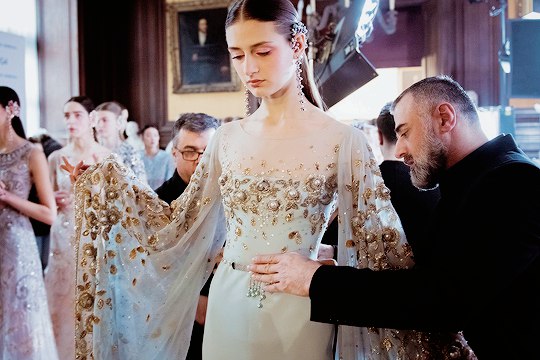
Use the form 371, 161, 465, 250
155, 170, 187, 206
310, 134, 540, 359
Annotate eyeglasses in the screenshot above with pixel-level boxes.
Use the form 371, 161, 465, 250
177, 149, 205, 161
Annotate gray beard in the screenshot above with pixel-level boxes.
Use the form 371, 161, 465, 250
410, 128, 447, 190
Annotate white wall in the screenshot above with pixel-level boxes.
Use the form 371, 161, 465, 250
0, 0, 40, 136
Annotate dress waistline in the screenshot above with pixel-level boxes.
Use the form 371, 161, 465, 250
221, 258, 249, 272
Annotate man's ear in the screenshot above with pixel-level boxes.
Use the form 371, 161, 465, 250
436, 102, 457, 132
378, 129, 384, 146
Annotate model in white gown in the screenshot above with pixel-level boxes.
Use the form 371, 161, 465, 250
73, 119, 473, 359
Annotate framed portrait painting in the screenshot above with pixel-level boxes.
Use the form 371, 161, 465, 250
168, 0, 239, 93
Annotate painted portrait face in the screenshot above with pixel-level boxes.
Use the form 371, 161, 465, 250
226, 20, 297, 99
394, 93, 447, 190
198, 18, 208, 33
63, 101, 93, 139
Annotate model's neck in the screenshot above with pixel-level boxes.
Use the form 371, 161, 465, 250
0, 125, 22, 153
145, 146, 159, 156
100, 135, 121, 150
71, 135, 96, 151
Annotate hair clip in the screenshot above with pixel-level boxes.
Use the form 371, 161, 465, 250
291, 21, 308, 37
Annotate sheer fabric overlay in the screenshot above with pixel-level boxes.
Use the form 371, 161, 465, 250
45, 150, 86, 359
74, 121, 473, 360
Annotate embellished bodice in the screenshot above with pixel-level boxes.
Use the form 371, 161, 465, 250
219, 173, 337, 262
217, 122, 341, 263
0, 142, 33, 215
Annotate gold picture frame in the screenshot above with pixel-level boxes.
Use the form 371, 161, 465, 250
167, 0, 239, 93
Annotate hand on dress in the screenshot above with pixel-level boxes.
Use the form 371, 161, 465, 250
248, 252, 323, 297
60, 157, 89, 184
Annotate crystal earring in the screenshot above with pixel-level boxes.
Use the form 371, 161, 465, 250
296, 57, 305, 111
244, 85, 251, 116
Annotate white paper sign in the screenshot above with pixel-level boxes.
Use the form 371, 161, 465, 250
0, 31, 26, 122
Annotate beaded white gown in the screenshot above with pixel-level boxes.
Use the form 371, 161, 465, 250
44, 150, 78, 360
74, 120, 472, 360
0, 142, 59, 360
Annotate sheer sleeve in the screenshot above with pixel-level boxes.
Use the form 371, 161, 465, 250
335, 128, 416, 359
74, 130, 226, 360
48, 150, 61, 191
336, 127, 413, 269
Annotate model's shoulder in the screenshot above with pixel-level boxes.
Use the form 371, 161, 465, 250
216, 120, 243, 136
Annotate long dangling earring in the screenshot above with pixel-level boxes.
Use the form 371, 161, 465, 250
244, 85, 251, 116
295, 58, 305, 112
291, 21, 308, 112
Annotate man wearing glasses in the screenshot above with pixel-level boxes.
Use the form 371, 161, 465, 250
155, 112, 220, 360
156, 112, 219, 204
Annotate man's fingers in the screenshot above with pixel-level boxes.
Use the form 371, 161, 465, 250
248, 262, 277, 274
251, 254, 278, 265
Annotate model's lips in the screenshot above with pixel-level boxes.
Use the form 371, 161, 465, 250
247, 79, 264, 87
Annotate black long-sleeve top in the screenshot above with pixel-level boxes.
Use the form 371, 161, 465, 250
310, 134, 540, 359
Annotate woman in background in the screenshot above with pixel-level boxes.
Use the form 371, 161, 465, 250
94, 101, 147, 183
140, 124, 175, 190
45, 95, 110, 360
0, 86, 58, 359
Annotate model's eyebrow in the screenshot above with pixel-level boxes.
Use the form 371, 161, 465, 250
228, 41, 274, 51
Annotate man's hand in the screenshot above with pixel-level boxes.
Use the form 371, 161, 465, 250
248, 252, 322, 297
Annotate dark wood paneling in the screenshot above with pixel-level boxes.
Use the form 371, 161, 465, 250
424, 0, 501, 106
78, 0, 167, 129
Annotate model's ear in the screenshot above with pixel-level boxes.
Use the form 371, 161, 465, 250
378, 129, 384, 146
435, 102, 457, 133
292, 32, 307, 59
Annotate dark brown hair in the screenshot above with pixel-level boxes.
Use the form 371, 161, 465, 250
375, 102, 397, 144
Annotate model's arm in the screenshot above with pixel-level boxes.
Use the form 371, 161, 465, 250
0, 145, 57, 224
